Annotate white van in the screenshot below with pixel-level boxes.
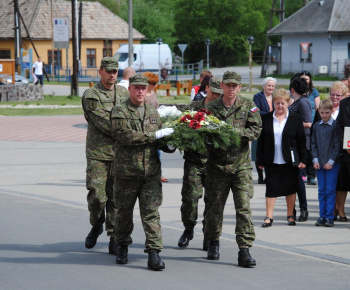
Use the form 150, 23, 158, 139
114, 44, 172, 76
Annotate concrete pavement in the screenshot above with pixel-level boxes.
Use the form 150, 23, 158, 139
0, 116, 349, 289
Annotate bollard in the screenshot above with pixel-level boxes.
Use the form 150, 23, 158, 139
89, 81, 94, 87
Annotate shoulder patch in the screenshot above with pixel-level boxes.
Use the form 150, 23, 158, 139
250, 107, 259, 113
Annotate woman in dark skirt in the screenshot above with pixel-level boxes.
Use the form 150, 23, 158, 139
257, 89, 307, 227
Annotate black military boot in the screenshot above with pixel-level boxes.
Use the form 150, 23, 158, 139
178, 228, 194, 248
203, 237, 209, 251
207, 240, 220, 260
116, 243, 128, 264
298, 209, 309, 222
108, 237, 118, 255
85, 225, 103, 249
147, 251, 165, 270
238, 248, 256, 267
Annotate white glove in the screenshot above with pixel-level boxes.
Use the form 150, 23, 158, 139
155, 128, 174, 139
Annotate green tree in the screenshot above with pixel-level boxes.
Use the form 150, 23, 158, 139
173, 0, 276, 66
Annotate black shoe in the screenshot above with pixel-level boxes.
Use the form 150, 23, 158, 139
203, 238, 209, 251
116, 243, 128, 264
261, 217, 273, 228
85, 225, 103, 249
298, 209, 309, 222
147, 251, 165, 270
178, 228, 194, 248
258, 178, 266, 184
315, 217, 325, 226
109, 237, 118, 255
207, 241, 220, 260
324, 218, 334, 227
238, 248, 256, 267
287, 215, 296, 226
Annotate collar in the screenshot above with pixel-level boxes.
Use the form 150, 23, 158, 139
273, 110, 289, 120
319, 117, 334, 126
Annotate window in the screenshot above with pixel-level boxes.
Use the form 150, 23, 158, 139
87, 49, 96, 67
0, 50, 11, 59
300, 43, 312, 63
47, 50, 62, 67
103, 40, 112, 57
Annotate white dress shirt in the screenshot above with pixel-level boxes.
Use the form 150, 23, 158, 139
273, 111, 289, 164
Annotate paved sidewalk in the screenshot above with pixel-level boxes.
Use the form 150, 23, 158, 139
0, 115, 349, 289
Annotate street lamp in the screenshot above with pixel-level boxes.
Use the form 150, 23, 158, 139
247, 36, 255, 92
156, 38, 163, 79
205, 38, 211, 70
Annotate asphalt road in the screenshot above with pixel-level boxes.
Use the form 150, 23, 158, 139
0, 117, 349, 289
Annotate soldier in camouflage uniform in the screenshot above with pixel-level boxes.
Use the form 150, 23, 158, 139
110, 73, 175, 270
177, 77, 223, 250
204, 71, 262, 267
82, 57, 128, 254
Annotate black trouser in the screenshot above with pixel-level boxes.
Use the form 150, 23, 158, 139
306, 150, 316, 180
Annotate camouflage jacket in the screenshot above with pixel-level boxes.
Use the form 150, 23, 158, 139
82, 82, 128, 161
183, 98, 208, 165
111, 98, 173, 179
206, 95, 262, 174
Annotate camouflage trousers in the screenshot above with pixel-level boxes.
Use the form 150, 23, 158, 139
204, 168, 255, 248
180, 160, 207, 230
86, 159, 115, 236
113, 176, 163, 253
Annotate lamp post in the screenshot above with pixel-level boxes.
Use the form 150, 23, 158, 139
205, 38, 211, 70
247, 36, 255, 92
156, 38, 162, 79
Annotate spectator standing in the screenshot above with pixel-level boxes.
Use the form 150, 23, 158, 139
177, 77, 223, 250
117, 67, 135, 89
32, 56, 44, 85
300, 70, 320, 186
205, 71, 262, 267
193, 75, 211, 101
289, 77, 311, 222
312, 82, 349, 221
82, 57, 128, 254
335, 83, 350, 222
252, 77, 277, 184
257, 89, 307, 227
190, 70, 212, 101
312, 99, 340, 227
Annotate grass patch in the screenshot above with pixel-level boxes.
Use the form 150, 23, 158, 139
0, 108, 83, 116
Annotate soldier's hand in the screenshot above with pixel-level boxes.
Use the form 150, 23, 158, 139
155, 128, 174, 139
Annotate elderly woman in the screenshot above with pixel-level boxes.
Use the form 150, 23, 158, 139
252, 77, 277, 184
313, 81, 349, 221
257, 89, 307, 227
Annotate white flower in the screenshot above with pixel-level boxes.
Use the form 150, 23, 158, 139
157, 105, 182, 117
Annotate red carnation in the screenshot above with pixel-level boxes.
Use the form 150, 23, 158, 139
189, 120, 201, 129
193, 112, 205, 122
180, 114, 192, 123
198, 108, 208, 114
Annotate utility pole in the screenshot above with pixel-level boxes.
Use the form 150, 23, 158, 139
71, 0, 78, 96
128, 0, 133, 67
14, 0, 22, 74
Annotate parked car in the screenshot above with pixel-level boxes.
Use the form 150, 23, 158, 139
0, 73, 29, 85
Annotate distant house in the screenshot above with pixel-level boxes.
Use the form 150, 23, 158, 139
268, 0, 350, 77
0, 0, 144, 73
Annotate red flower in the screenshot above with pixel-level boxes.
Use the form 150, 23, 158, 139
180, 114, 192, 123
193, 112, 205, 122
197, 108, 212, 116
189, 120, 201, 129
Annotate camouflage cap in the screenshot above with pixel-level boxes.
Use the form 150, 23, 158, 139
209, 77, 223, 94
222, 71, 241, 84
100, 57, 118, 71
129, 73, 149, 86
